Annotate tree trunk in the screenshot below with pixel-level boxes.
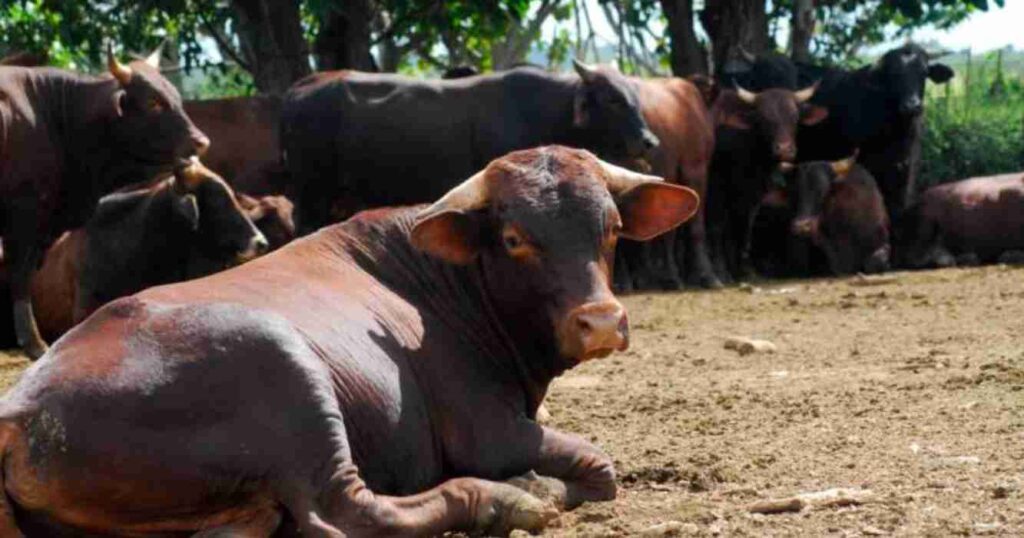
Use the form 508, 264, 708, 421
314, 0, 376, 72
699, 0, 771, 76
789, 0, 815, 63
230, 0, 311, 95
660, 0, 707, 75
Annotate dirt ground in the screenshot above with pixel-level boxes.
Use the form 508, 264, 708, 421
0, 265, 1022, 537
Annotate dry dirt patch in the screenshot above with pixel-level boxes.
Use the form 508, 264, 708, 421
0, 266, 1022, 536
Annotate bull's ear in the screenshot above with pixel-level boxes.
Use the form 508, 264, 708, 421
411, 210, 480, 265
800, 104, 829, 125
174, 193, 200, 231
928, 63, 954, 84
616, 183, 700, 241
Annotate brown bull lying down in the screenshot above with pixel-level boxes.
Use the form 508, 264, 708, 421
28, 161, 269, 343
0, 146, 698, 536
905, 171, 1024, 268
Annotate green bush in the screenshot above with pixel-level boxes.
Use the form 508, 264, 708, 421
919, 50, 1024, 189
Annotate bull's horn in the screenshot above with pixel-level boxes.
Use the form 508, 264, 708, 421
830, 153, 857, 179
596, 156, 665, 194
734, 82, 758, 105
573, 58, 599, 82
794, 80, 820, 103
418, 169, 490, 218
172, 156, 206, 190
107, 43, 132, 85
145, 41, 165, 69
737, 45, 757, 64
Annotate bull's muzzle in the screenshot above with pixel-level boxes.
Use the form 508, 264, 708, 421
237, 233, 269, 263
193, 133, 211, 157
562, 300, 629, 362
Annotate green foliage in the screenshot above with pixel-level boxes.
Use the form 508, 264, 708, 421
919, 49, 1024, 188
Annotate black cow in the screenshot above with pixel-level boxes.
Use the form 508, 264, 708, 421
0, 45, 209, 358
795, 43, 953, 247
281, 60, 660, 233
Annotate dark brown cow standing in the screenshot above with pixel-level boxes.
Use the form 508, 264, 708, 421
705, 83, 828, 282
619, 76, 717, 290
27, 161, 267, 343
183, 96, 284, 195
783, 157, 891, 275
0, 146, 698, 536
906, 172, 1024, 268
281, 61, 660, 234
0, 46, 209, 358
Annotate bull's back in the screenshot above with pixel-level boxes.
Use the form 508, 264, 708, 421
924, 174, 1024, 252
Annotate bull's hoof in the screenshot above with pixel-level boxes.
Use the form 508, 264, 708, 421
695, 272, 724, 290
506, 471, 569, 508
478, 483, 558, 537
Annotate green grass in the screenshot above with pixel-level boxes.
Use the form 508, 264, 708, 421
920, 50, 1024, 188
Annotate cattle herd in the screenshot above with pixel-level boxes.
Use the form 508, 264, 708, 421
0, 39, 1019, 535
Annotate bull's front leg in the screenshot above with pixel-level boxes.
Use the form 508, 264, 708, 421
501, 420, 616, 510
6, 235, 47, 359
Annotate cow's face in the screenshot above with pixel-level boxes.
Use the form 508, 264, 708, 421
719, 85, 828, 164
411, 146, 698, 364
572, 61, 659, 160
873, 44, 953, 116
173, 161, 268, 270
107, 47, 210, 170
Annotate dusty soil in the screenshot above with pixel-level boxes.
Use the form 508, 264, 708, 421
1, 266, 1022, 537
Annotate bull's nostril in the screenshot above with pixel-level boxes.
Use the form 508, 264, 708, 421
576, 317, 593, 335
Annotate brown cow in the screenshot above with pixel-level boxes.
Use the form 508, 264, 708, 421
705, 83, 828, 282
183, 96, 284, 195
29, 161, 266, 342
0, 146, 697, 536
905, 172, 1024, 268
0, 45, 209, 358
619, 76, 717, 290
783, 156, 891, 275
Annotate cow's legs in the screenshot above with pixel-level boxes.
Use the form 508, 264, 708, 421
284, 464, 556, 537
683, 210, 722, 289
5, 235, 47, 359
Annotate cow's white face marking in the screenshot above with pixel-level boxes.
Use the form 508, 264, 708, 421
901, 53, 917, 66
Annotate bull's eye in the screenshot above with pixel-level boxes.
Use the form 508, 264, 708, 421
503, 232, 523, 250
148, 98, 165, 113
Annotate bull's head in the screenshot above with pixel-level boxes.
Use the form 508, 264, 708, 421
171, 160, 268, 271
719, 82, 828, 165
788, 154, 858, 241
871, 43, 954, 116
107, 43, 210, 170
410, 146, 698, 365
572, 60, 659, 161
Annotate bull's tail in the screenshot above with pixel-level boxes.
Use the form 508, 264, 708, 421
0, 419, 25, 536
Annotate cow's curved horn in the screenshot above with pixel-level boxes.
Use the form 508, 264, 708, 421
734, 82, 758, 105
597, 157, 665, 194
573, 58, 599, 82
107, 43, 132, 85
830, 153, 857, 179
737, 45, 757, 64
145, 41, 165, 69
794, 80, 820, 103
418, 170, 490, 218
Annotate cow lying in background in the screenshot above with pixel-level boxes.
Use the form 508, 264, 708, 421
0, 146, 697, 536
705, 82, 828, 282
783, 156, 891, 275
29, 161, 267, 342
905, 172, 1024, 268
